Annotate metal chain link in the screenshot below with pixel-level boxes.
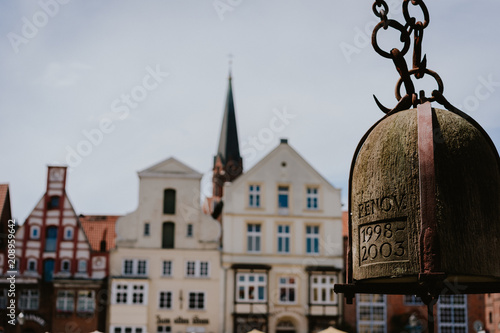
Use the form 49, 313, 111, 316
371, 0, 453, 114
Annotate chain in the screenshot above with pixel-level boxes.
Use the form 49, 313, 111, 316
371, 0, 454, 114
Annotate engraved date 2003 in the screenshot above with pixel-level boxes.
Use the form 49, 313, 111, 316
359, 220, 408, 265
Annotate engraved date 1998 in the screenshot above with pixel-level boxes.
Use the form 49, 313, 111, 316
359, 220, 407, 265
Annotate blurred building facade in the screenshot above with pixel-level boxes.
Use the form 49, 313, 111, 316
108, 157, 222, 333
220, 139, 344, 333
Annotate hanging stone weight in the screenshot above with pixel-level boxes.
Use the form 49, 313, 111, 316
350, 107, 500, 283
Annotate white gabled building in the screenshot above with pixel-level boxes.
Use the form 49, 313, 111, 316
221, 139, 344, 333
108, 157, 222, 333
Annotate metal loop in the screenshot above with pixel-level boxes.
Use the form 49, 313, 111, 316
372, 1, 389, 19
372, 20, 411, 59
403, 0, 430, 29
395, 68, 443, 101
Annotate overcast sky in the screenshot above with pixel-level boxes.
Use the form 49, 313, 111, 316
1, 1, 500, 223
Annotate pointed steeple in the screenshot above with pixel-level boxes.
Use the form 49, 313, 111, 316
216, 75, 241, 166
212, 74, 243, 198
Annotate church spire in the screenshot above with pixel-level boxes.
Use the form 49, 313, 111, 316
212, 73, 243, 198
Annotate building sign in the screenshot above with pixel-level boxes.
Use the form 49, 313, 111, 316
157, 316, 209, 325
192, 316, 209, 324
156, 316, 170, 324
25, 314, 46, 327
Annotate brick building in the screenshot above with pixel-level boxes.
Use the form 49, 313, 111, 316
0, 167, 116, 333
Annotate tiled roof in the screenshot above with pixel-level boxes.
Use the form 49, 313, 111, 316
0, 184, 10, 219
80, 215, 119, 252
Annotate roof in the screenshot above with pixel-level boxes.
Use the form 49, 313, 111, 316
138, 157, 202, 179
216, 76, 242, 167
0, 184, 10, 219
80, 215, 119, 252
231, 139, 339, 192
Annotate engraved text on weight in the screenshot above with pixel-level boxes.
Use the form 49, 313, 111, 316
359, 220, 408, 266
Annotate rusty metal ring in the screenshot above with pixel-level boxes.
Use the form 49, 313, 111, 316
372, 0, 389, 18
403, 0, 430, 29
395, 68, 443, 101
372, 20, 411, 59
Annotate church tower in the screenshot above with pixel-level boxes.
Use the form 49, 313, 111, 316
210, 73, 243, 219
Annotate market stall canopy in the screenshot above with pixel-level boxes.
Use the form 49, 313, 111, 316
318, 326, 347, 333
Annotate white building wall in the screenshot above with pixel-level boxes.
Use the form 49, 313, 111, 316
110, 158, 222, 333
222, 141, 344, 333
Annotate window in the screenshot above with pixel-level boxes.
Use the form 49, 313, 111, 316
188, 292, 205, 310
47, 195, 60, 209
137, 260, 147, 275
404, 295, 424, 305
237, 273, 267, 302
144, 223, 150, 236
19, 289, 39, 310
132, 284, 145, 304
438, 295, 467, 333
306, 225, 320, 254
45, 226, 58, 252
247, 224, 261, 253
124, 260, 133, 275
61, 259, 71, 272
162, 260, 172, 277
277, 320, 295, 332
111, 326, 145, 333
249, 185, 261, 208
186, 224, 193, 237
27, 259, 37, 272
30, 226, 40, 239
122, 259, 148, 277
310, 275, 336, 304
162, 222, 175, 249
64, 227, 73, 240
158, 291, 172, 309
278, 277, 296, 304
163, 189, 176, 214
112, 282, 148, 305
186, 261, 209, 278
56, 290, 75, 312
278, 186, 289, 214
43, 259, 55, 282
78, 260, 87, 273
114, 284, 128, 304
306, 187, 319, 210
277, 225, 290, 253
157, 325, 172, 333
357, 294, 386, 333
77, 290, 95, 313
